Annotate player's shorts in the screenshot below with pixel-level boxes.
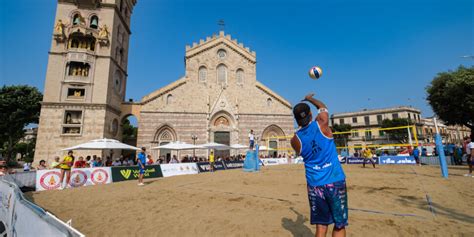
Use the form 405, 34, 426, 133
139, 166, 146, 174
307, 180, 348, 228
249, 140, 255, 148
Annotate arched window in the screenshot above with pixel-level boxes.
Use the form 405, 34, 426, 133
236, 68, 244, 85
72, 14, 81, 25
267, 98, 273, 107
217, 64, 227, 86
166, 94, 173, 105
198, 66, 207, 82
90, 15, 98, 29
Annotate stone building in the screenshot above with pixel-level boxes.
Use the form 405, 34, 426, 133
123, 31, 295, 160
34, 0, 137, 164
34, 0, 295, 164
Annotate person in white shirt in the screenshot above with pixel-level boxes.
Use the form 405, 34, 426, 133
249, 130, 255, 149
112, 158, 122, 166
464, 135, 474, 177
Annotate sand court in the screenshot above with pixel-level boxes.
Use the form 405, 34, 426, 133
28, 165, 474, 237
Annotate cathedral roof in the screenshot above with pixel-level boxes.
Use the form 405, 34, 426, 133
185, 31, 257, 63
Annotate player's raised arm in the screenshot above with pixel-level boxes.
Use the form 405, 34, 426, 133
303, 93, 332, 137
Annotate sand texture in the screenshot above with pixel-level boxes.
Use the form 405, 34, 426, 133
28, 165, 474, 237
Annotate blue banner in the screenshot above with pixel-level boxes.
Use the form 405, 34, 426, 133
379, 156, 416, 165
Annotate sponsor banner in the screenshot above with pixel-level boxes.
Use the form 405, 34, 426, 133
35, 167, 112, 191
292, 157, 304, 164
338, 156, 347, 164
346, 157, 380, 165
196, 161, 226, 172
223, 161, 244, 169
160, 163, 199, 177
0, 180, 15, 237
379, 156, 416, 165
8, 171, 36, 188
261, 158, 288, 166
111, 165, 163, 182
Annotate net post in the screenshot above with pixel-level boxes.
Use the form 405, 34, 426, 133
433, 118, 448, 178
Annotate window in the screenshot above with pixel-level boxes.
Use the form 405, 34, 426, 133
90, 15, 98, 29
62, 110, 82, 134
217, 64, 227, 86
267, 98, 272, 107
72, 14, 81, 25
68, 34, 96, 51
110, 119, 119, 136
166, 94, 173, 105
339, 119, 344, 125
68, 62, 90, 77
377, 115, 383, 124
392, 113, 399, 119
352, 117, 357, 123
198, 66, 207, 82
114, 70, 122, 94
408, 113, 411, 120
217, 49, 227, 60
67, 88, 85, 99
379, 130, 385, 136
236, 69, 244, 85
364, 116, 370, 125
365, 130, 372, 140
351, 131, 359, 137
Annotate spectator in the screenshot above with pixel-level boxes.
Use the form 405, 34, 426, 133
37, 160, 48, 170
413, 146, 421, 166
50, 156, 60, 169
0, 161, 7, 176
112, 158, 122, 166
74, 156, 86, 168
94, 157, 103, 167
147, 155, 154, 165
23, 162, 31, 171
127, 157, 135, 166
170, 155, 179, 164
85, 156, 92, 168
105, 156, 112, 167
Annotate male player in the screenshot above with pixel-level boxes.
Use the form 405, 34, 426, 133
291, 93, 348, 237
137, 147, 147, 186
362, 147, 376, 168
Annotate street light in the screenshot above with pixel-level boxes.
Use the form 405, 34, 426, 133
191, 135, 198, 158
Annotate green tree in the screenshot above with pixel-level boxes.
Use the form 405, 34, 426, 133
381, 118, 412, 143
0, 85, 43, 162
332, 124, 352, 147
426, 66, 474, 135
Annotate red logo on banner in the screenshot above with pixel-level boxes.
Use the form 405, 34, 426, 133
69, 170, 87, 187
91, 169, 108, 185
39, 171, 62, 190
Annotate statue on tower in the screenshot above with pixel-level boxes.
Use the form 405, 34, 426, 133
98, 24, 110, 46
53, 19, 65, 42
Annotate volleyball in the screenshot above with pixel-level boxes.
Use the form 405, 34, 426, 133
308, 66, 323, 79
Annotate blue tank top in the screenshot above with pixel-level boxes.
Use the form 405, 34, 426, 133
296, 121, 345, 186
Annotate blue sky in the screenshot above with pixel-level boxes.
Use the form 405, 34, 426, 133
1, 0, 473, 117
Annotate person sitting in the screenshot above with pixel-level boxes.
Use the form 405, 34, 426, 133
50, 156, 60, 169
112, 158, 122, 166
74, 156, 86, 168
37, 160, 48, 170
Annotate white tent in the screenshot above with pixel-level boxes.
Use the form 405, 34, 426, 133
230, 144, 248, 149
151, 141, 203, 150
255, 145, 275, 151
62, 138, 141, 151
198, 142, 230, 150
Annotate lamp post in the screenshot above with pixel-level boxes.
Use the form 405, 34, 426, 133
191, 135, 198, 158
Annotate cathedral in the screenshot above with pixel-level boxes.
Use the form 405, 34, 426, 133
34, 0, 295, 164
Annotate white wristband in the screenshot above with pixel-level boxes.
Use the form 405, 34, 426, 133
318, 108, 328, 113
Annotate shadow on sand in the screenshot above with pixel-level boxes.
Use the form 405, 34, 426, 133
281, 207, 314, 237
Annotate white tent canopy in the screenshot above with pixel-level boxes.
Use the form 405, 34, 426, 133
151, 141, 203, 150
62, 138, 141, 151
197, 142, 230, 150
230, 144, 248, 149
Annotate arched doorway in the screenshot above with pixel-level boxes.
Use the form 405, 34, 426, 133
261, 124, 286, 158
153, 125, 177, 163
210, 111, 235, 159
121, 114, 138, 159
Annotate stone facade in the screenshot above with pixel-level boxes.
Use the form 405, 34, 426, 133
134, 32, 295, 159
34, 0, 137, 164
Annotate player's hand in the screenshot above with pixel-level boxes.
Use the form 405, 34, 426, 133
303, 93, 315, 101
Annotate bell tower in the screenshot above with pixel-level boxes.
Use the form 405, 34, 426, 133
34, 0, 137, 164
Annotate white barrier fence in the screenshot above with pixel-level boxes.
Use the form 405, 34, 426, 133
160, 163, 199, 177
260, 158, 290, 166
0, 178, 84, 237
36, 167, 112, 191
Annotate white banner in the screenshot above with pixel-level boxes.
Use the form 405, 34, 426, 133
0, 180, 16, 237
261, 158, 289, 166
160, 163, 199, 177
36, 167, 112, 191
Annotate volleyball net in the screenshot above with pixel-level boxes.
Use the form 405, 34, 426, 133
262, 125, 419, 156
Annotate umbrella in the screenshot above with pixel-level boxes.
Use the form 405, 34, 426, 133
151, 141, 203, 150
255, 145, 275, 151
230, 144, 248, 149
62, 138, 141, 151
198, 142, 230, 150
